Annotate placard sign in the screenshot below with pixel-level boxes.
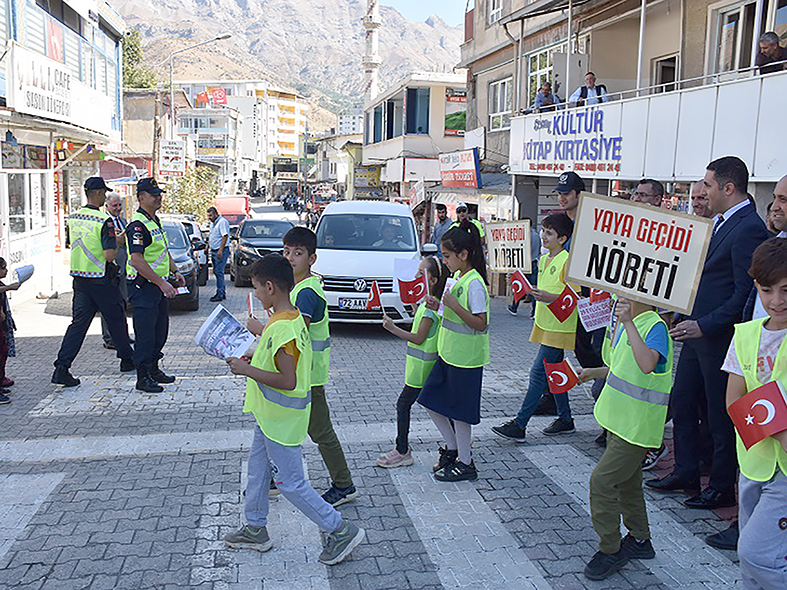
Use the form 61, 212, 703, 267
159, 140, 186, 177
439, 148, 481, 188
485, 219, 532, 274
565, 193, 713, 315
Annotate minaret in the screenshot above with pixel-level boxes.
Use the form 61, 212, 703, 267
362, 0, 381, 100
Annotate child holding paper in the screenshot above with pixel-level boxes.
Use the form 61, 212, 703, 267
377, 256, 448, 468
722, 238, 787, 589
492, 214, 578, 442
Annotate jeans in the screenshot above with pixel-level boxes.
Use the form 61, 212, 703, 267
211, 248, 229, 297
515, 345, 570, 428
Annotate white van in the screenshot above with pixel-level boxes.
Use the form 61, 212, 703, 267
313, 201, 419, 323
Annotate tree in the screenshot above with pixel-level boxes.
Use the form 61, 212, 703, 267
123, 29, 157, 89
162, 166, 219, 221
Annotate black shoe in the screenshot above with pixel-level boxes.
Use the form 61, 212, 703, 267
684, 487, 736, 509
507, 304, 518, 316
432, 446, 458, 473
0, 393, 9, 405
583, 549, 628, 580
491, 420, 526, 442
542, 417, 576, 436
51, 367, 80, 387
533, 394, 557, 416
150, 369, 175, 384
595, 430, 608, 447
434, 460, 478, 482
136, 376, 164, 393
705, 522, 738, 550
120, 359, 135, 373
209, 294, 224, 302
645, 473, 699, 494
621, 534, 655, 559
102, 341, 116, 350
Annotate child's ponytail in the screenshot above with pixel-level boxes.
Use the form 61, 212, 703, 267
441, 219, 488, 284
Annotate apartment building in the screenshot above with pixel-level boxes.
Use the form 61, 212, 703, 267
337, 107, 363, 135
177, 107, 242, 193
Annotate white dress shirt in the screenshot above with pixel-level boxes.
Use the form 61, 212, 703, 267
209, 216, 230, 250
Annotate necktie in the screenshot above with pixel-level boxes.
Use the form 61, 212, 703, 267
712, 215, 724, 236
115, 217, 124, 231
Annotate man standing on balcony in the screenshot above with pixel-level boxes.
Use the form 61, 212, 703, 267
755, 32, 787, 74
532, 82, 560, 112
569, 72, 608, 107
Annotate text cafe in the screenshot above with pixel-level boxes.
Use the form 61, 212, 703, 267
507, 104, 694, 227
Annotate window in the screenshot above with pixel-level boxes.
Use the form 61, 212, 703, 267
775, 0, 787, 42
316, 214, 417, 252
405, 88, 430, 134
489, 0, 502, 24
489, 77, 512, 130
373, 105, 383, 143
8, 173, 48, 236
713, 1, 758, 72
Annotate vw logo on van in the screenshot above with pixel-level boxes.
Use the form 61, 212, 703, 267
354, 279, 368, 292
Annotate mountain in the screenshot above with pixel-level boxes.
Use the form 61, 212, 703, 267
111, 0, 463, 130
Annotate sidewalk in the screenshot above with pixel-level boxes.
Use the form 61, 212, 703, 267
0, 271, 739, 589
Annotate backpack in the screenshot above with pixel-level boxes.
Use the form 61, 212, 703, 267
580, 84, 606, 100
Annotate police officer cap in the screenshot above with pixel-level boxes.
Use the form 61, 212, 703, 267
137, 177, 165, 195
554, 171, 585, 194
84, 177, 111, 191
456, 201, 468, 211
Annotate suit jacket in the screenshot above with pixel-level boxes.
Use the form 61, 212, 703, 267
109, 215, 129, 278
690, 203, 769, 342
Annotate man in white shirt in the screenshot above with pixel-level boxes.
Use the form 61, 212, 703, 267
207, 206, 230, 302
569, 72, 608, 107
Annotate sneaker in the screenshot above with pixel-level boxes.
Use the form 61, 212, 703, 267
269, 476, 281, 498
318, 520, 365, 565
507, 304, 518, 316
583, 549, 628, 580
542, 417, 576, 436
0, 393, 9, 405
224, 524, 273, 552
642, 444, 668, 471
376, 449, 414, 468
51, 367, 80, 387
434, 460, 478, 482
432, 446, 458, 472
321, 484, 358, 507
491, 420, 526, 442
621, 534, 655, 559
533, 394, 557, 416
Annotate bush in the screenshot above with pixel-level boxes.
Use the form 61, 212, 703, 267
162, 167, 218, 221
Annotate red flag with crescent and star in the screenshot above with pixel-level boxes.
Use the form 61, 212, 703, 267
398, 273, 429, 305
590, 288, 612, 303
366, 280, 382, 310
728, 381, 787, 449
547, 284, 579, 322
544, 359, 579, 394
510, 270, 533, 304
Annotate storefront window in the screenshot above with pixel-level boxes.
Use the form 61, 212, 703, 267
8, 172, 49, 236
9, 174, 27, 236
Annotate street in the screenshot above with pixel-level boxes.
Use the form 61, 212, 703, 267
0, 204, 740, 590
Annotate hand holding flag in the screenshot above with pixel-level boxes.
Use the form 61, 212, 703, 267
728, 381, 787, 450
510, 270, 533, 304
366, 280, 382, 310
547, 284, 579, 322
544, 359, 579, 394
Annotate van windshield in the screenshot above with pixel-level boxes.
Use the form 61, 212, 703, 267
316, 214, 417, 251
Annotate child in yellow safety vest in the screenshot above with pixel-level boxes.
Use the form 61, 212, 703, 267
417, 219, 490, 482
377, 256, 448, 468
222, 254, 365, 566
577, 297, 673, 581
722, 238, 787, 590
492, 213, 578, 442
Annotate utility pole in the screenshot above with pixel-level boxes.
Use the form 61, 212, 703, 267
152, 87, 162, 177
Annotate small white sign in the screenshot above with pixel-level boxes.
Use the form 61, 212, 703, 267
159, 140, 186, 177
485, 219, 533, 274
576, 297, 613, 332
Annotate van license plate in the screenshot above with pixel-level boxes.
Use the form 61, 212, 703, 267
338, 298, 368, 310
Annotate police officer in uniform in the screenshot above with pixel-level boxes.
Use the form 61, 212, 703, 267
52, 177, 135, 387
126, 178, 185, 393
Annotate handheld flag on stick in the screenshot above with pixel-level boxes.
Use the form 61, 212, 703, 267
547, 284, 579, 322
544, 359, 579, 394
728, 381, 787, 450
510, 270, 533, 304
366, 280, 382, 310
398, 273, 429, 304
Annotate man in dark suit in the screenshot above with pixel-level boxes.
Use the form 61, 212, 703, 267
646, 156, 769, 509
101, 193, 132, 349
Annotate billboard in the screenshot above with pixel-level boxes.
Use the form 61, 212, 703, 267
445, 88, 466, 137
439, 148, 481, 189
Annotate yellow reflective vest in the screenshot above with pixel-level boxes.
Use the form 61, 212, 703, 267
533, 250, 577, 334
69, 207, 110, 278
405, 302, 439, 388
438, 268, 490, 368
290, 276, 330, 387
126, 212, 170, 280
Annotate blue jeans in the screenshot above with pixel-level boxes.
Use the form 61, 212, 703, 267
515, 344, 571, 428
211, 248, 229, 297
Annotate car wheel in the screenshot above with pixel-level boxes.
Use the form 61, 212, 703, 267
198, 264, 208, 286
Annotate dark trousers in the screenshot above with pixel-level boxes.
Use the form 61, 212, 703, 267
307, 385, 352, 488
395, 385, 421, 454
671, 337, 736, 492
0, 328, 7, 382
102, 263, 128, 345
55, 278, 133, 369
129, 281, 169, 376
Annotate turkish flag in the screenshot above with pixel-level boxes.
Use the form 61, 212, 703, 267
398, 274, 429, 304
510, 270, 533, 303
547, 284, 579, 322
590, 289, 612, 303
211, 87, 228, 105
196, 91, 210, 104
366, 280, 382, 310
728, 381, 787, 449
544, 359, 579, 394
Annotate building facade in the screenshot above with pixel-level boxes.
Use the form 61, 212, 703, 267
337, 107, 363, 136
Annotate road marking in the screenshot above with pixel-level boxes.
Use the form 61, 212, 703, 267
523, 444, 740, 588
389, 452, 551, 589
0, 473, 65, 563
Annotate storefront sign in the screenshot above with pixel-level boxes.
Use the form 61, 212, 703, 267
159, 140, 186, 177
565, 193, 713, 314
509, 106, 624, 176
439, 148, 481, 189
409, 178, 426, 209
354, 165, 380, 188
485, 219, 533, 274
445, 88, 466, 137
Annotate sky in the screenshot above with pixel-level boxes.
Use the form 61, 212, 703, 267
383, 0, 467, 27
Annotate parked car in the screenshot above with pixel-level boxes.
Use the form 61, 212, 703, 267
312, 201, 419, 323
160, 214, 209, 286
229, 218, 294, 287
162, 221, 203, 311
